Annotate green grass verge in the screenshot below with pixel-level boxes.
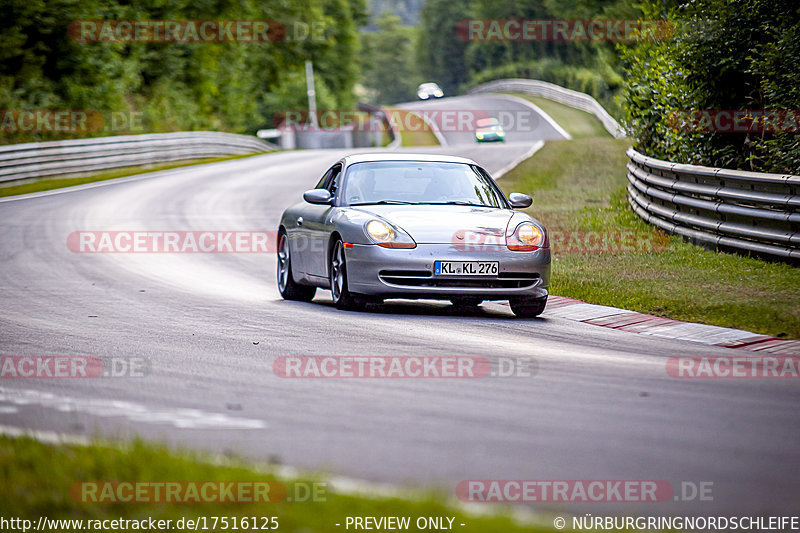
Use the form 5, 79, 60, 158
509, 94, 609, 139
502, 95, 799, 339
0, 435, 547, 533
385, 108, 440, 147
0, 153, 268, 198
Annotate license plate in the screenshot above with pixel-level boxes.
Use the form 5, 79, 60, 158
434, 261, 498, 276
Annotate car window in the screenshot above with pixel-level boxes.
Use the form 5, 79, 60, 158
314, 168, 332, 190
314, 164, 342, 194
326, 165, 342, 196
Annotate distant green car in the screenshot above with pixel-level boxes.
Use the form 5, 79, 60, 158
475, 117, 505, 143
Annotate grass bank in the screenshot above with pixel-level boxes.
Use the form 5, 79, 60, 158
0, 435, 547, 533
501, 95, 799, 339
384, 108, 440, 147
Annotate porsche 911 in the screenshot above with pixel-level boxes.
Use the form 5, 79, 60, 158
277, 154, 550, 317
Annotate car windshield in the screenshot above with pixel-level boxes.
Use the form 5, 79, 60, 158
343, 161, 507, 208
476, 118, 499, 127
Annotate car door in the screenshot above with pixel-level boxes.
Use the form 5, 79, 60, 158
302, 163, 342, 281
290, 166, 333, 279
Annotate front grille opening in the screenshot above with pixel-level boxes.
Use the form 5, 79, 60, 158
379, 270, 432, 278
498, 272, 540, 280
379, 270, 540, 289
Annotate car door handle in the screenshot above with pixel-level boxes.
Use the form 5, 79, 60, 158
296, 217, 303, 226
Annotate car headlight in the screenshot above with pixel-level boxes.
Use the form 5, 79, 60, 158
366, 220, 395, 242
476, 132, 484, 139
507, 222, 545, 251
364, 219, 416, 249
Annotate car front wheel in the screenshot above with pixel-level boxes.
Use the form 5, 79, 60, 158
329, 240, 361, 310
509, 295, 547, 318
277, 232, 316, 302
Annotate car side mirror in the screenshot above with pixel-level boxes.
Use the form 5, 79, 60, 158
508, 192, 532, 208
303, 189, 332, 205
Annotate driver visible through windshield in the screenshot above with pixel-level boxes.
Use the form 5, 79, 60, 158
343, 161, 507, 208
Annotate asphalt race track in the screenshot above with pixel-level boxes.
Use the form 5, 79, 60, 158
1, 94, 798, 516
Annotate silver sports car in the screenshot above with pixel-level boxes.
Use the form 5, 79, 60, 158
277, 153, 551, 317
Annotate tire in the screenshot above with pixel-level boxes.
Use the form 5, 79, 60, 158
450, 296, 483, 309
509, 295, 547, 318
329, 239, 362, 310
277, 232, 316, 302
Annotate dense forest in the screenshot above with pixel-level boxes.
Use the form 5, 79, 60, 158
0, 0, 367, 143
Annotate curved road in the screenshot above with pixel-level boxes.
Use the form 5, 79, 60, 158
0, 95, 798, 517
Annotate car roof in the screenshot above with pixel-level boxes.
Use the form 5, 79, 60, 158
476, 118, 500, 127
342, 153, 478, 166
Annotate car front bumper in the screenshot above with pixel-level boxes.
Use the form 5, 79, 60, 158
345, 243, 550, 300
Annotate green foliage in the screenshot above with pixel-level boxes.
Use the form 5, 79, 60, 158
620, 0, 800, 173
417, 0, 471, 94
0, 0, 366, 143
414, 0, 636, 115
360, 13, 422, 105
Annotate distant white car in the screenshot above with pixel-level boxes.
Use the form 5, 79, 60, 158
417, 82, 444, 100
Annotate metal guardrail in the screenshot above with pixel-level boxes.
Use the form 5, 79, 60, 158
626, 147, 800, 260
467, 78, 626, 139
0, 131, 275, 183
466, 78, 798, 260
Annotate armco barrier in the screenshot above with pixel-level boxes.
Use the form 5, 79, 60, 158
0, 131, 275, 183
626, 147, 800, 260
467, 78, 626, 138
467, 78, 798, 260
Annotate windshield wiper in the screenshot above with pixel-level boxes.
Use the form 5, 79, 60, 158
350, 200, 417, 206
420, 201, 496, 207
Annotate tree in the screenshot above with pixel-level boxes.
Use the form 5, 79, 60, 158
361, 13, 422, 104
417, 0, 471, 94
621, 0, 800, 172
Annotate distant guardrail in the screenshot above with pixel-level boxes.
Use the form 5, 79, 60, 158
626, 147, 800, 260
0, 131, 275, 184
467, 78, 626, 139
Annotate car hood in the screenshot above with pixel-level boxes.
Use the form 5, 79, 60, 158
350, 205, 515, 244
